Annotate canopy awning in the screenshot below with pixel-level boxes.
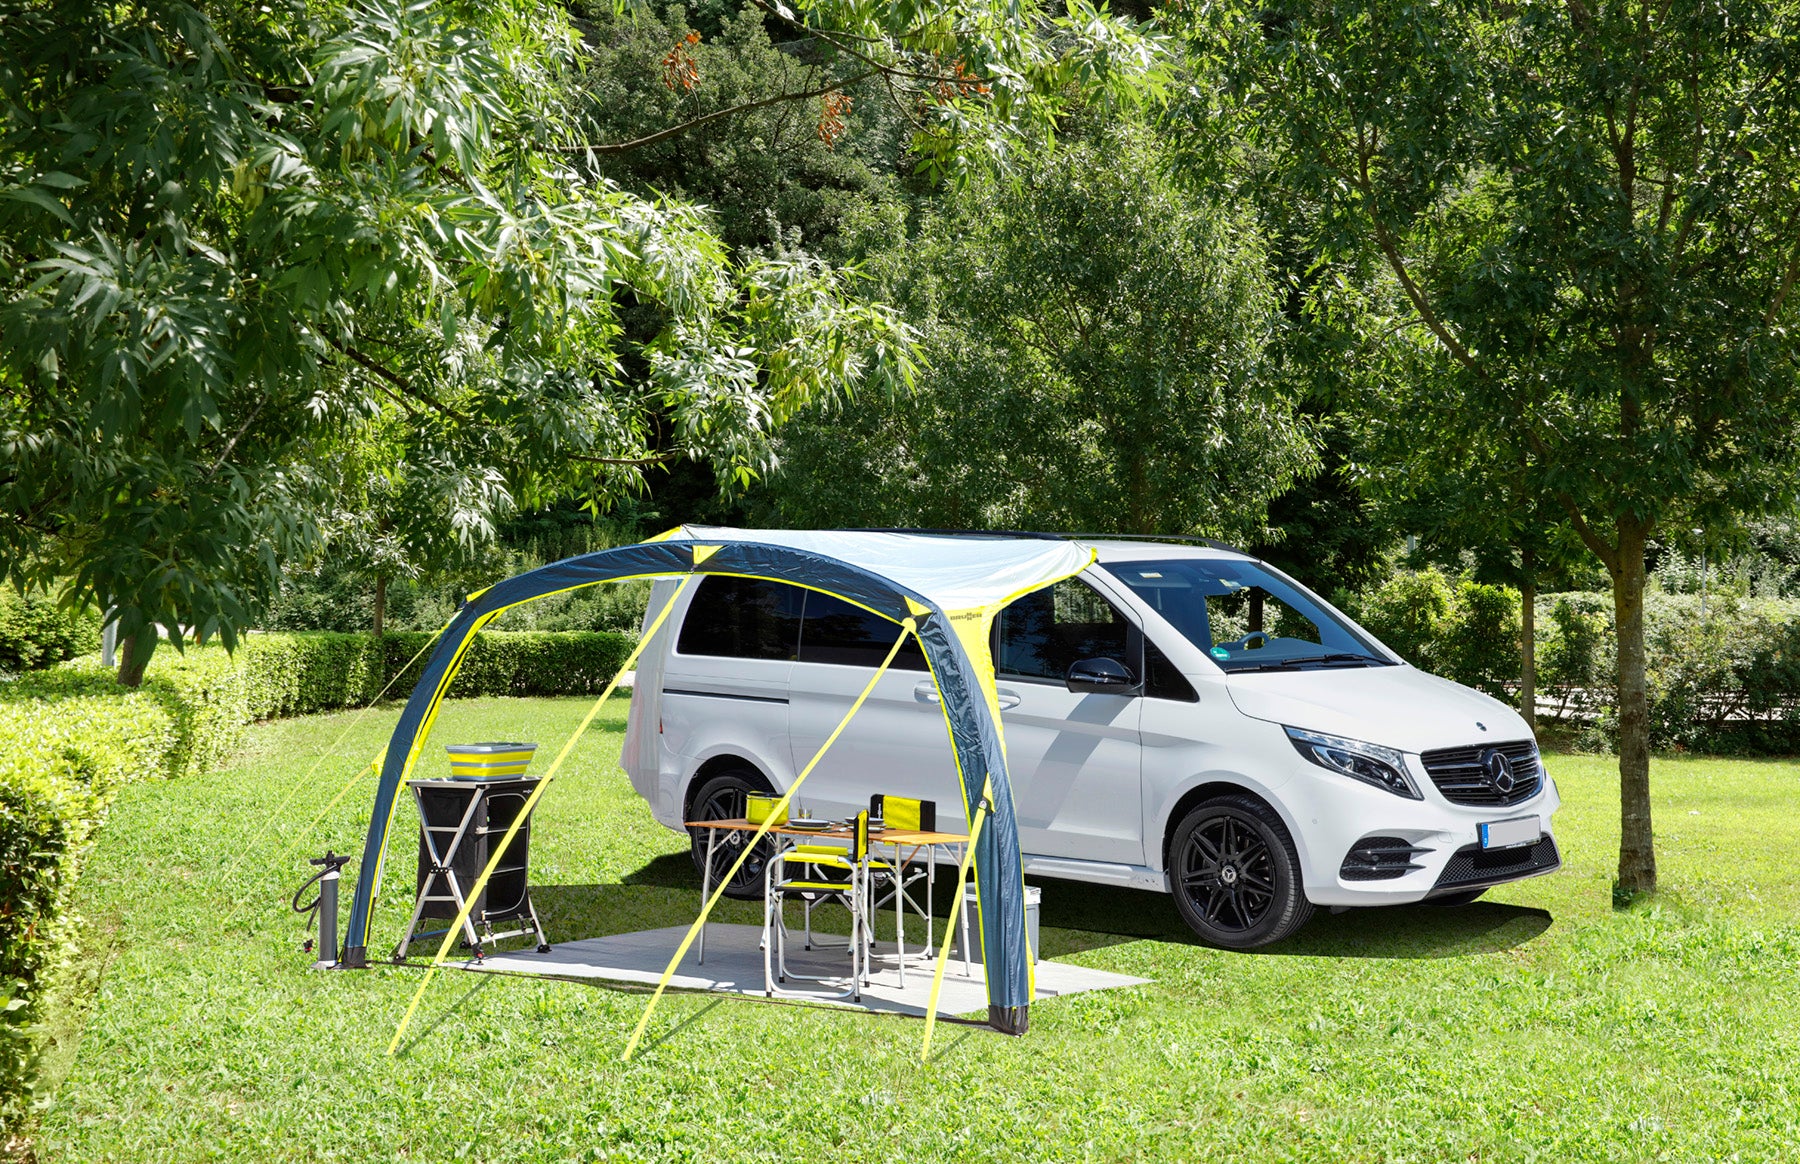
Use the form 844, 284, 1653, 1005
342, 529, 1096, 1039
660, 526, 1095, 616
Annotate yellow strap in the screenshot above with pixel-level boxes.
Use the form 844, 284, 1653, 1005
219, 621, 450, 910
284, 749, 385, 856
621, 622, 915, 1061
386, 576, 695, 1056
921, 778, 991, 1062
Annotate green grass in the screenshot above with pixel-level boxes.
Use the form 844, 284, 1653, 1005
28, 697, 1800, 1161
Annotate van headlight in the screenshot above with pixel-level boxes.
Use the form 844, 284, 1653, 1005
1284, 726, 1421, 799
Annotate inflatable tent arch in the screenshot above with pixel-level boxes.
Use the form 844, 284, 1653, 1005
342, 529, 1095, 1034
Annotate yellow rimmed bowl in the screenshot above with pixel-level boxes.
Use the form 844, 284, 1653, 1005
445, 742, 538, 780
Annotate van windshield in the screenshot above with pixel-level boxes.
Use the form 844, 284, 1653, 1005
1109, 558, 1393, 673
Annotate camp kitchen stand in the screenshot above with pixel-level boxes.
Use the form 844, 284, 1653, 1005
393, 776, 551, 961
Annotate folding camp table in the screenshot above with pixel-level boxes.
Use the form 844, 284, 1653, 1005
685, 818, 972, 982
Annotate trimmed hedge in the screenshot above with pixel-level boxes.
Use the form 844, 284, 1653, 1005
0, 695, 174, 1128
0, 628, 632, 1131
0, 590, 102, 674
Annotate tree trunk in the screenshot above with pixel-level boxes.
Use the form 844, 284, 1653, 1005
1519, 543, 1537, 732
117, 631, 149, 687
373, 574, 388, 638
1611, 521, 1657, 897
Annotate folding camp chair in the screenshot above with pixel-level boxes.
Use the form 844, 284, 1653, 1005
868, 795, 968, 983
763, 810, 878, 1000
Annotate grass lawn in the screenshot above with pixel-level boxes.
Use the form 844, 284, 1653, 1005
27, 696, 1800, 1161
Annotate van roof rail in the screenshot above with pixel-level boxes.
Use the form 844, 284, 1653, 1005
834, 528, 1252, 556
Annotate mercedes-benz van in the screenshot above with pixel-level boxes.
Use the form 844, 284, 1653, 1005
621, 533, 1561, 949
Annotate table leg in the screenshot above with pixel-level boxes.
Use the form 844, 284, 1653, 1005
699, 827, 718, 964
894, 851, 905, 988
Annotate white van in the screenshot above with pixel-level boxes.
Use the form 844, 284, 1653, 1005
622, 534, 1560, 949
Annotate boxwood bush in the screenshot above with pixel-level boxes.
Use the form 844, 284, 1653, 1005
0, 590, 102, 674
0, 695, 174, 1128
0, 628, 632, 1129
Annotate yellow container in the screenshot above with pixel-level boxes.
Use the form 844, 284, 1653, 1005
745, 793, 787, 825
445, 742, 537, 780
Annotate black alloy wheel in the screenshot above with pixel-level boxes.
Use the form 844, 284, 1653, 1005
687, 769, 777, 900
1170, 794, 1313, 949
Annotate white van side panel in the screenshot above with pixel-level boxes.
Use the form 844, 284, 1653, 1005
785, 664, 962, 822
623, 577, 683, 808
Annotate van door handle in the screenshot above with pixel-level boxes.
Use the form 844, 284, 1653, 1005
913, 682, 941, 704
996, 688, 1022, 710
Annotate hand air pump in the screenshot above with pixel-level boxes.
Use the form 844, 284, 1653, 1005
293, 850, 353, 968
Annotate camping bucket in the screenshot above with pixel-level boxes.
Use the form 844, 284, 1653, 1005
445, 742, 537, 780
955, 885, 1040, 963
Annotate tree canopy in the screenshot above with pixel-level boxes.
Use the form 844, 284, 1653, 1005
763, 120, 1316, 538
3, 0, 1155, 680
1242, 0, 1800, 893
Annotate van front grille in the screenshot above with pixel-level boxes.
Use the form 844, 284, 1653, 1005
1431, 836, 1561, 891
1418, 740, 1543, 807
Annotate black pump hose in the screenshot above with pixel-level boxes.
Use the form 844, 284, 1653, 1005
291, 850, 353, 917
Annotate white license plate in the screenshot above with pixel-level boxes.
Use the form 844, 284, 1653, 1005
1479, 817, 1541, 850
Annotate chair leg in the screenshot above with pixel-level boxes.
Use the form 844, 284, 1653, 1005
762, 880, 775, 996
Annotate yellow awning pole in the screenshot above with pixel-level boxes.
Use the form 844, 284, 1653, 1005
921, 777, 991, 1062
622, 621, 915, 1061
386, 577, 695, 1056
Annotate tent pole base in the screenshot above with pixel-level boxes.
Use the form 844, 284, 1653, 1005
988, 1004, 1029, 1035
340, 945, 369, 969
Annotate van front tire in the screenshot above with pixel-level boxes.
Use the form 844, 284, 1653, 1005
1170, 794, 1313, 949
687, 769, 776, 900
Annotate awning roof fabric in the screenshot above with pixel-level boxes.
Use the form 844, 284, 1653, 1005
664, 526, 1095, 616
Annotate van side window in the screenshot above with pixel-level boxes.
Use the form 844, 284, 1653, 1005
995, 580, 1131, 682
676, 576, 802, 660
1145, 638, 1199, 702
798, 592, 929, 670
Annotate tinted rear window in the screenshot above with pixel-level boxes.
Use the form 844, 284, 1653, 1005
677, 576, 802, 660
798, 591, 928, 671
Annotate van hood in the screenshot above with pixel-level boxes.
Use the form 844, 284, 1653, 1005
1225, 664, 1531, 754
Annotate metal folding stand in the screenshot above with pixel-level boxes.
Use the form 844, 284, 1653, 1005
392, 777, 551, 962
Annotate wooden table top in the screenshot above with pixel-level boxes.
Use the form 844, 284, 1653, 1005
683, 817, 968, 845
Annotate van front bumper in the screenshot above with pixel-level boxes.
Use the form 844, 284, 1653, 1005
1293, 760, 1562, 907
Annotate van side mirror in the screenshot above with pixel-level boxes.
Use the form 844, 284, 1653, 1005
1066, 657, 1137, 695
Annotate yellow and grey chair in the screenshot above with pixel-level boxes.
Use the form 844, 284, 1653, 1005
762, 811, 877, 1000
867, 795, 968, 982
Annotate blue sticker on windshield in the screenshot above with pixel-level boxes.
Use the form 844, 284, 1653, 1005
1210, 646, 1231, 660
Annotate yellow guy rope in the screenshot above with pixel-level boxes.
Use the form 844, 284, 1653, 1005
386, 576, 695, 1056
621, 620, 916, 1061
220, 622, 451, 898
921, 777, 991, 1062
283, 750, 385, 857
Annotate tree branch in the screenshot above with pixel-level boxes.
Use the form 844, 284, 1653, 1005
567, 451, 679, 466
1349, 129, 1485, 376
565, 70, 877, 155
1765, 214, 1800, 326
204, 393, 268, 480
1518, 422, 1620, 572
325, 336, 473, 425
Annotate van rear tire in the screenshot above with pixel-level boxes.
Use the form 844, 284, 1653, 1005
687, 769, 776, 900
1169, 794, 1313, 949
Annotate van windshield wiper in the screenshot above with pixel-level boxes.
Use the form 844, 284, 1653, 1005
1231, 652, 1389, 672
